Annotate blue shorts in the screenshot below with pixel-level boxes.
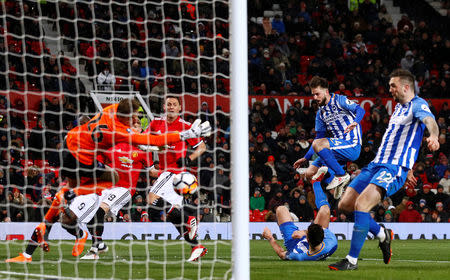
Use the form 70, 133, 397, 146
348, 162, 409, 197
279, 222, 301, 252
312, 138, 361, 167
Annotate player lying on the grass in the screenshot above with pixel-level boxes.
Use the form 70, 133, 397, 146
61, 97, 211, 189
5, 142, 154, 262
328, 69, 440, 271
145, 95, 209, 262
262, 167, 338, 261
293, 76, 365, 199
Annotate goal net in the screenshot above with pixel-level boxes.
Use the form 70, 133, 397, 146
0, 0, 235, 279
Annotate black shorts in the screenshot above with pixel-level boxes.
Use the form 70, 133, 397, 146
60, 141, 106, 180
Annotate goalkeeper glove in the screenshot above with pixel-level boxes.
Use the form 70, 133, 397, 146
179, 119, 212, 141
176, 156, 193, 168
64, 189, 76, 203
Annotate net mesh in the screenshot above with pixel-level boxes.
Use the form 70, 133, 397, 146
0, 0, 231, 279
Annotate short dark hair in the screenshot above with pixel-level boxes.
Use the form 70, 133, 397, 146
390, 69, 415, 87
117, 98, 140, 117
309, 76, 328, 89
165, 95, 181, 104
307, 223, 324, 248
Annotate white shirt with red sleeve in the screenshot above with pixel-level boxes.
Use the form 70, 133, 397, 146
147, 116, 203, 174
99, 142, 153, 196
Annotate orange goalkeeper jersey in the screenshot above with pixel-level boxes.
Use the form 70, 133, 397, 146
66, 104, 180, 165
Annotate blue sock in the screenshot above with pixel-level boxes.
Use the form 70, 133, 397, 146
369, 217, 381, 236
313, 181, 330, 209
323, 168, 335, 185
317, 149, 345, 176
349, 211, 370, 259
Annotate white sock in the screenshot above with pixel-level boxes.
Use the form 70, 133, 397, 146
22, 252, 31, 258
377, 228, 386, 243
346, 255, 358, 265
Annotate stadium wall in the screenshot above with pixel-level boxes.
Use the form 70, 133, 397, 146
1, 223, 448, 241
3, 90, 449, 116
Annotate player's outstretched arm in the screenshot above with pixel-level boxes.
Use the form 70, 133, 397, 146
422, 116, 440, 151
293, 157, 307, 169
263, 227, 287, 260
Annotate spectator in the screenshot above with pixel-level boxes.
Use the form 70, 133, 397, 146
97, 65, 116, 91
261, 183, 273, 210
383, 210, 394, 222
292, 194, 314, 222
263, 155, 277, 181
416, 184, 436, 209
394, 197, 410, 220
200, 207, 215, 222
434, 185, 449, 205
399, 201, 422, 222
434, 154, 449, 178
275, 154, 295, 184
438, 169, 450, 194
250, 188, 265, 211
267, 188, 285, 212
150, 79, 167, 114
435, 202, 449, 222
421, 206, 432, 222
400, 51, 415, 71
250, 173, 265, 196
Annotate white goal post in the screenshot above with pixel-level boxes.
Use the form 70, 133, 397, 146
230, 0, 250, 279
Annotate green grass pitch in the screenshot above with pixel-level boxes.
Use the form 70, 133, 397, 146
0, 239, 449, 279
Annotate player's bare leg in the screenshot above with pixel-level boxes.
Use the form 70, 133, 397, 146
275, 205, 293, 226
338, 187, 359, 214
60, 209, 88, 257
81, 203, 110, 260
304, 164, 319, 181
163, 203, 207, 262
4, 186, 73, 263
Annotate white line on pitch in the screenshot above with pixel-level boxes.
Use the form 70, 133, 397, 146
251, 256, 450, 263
0, 271, 112, 280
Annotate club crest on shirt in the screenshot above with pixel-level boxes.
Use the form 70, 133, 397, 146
421, 104, 431, 113
346, 99, 355, 105
118, 156, 134, 167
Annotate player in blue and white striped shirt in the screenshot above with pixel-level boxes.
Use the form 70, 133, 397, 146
294, 76, 365, 199
329, 69, 440, 271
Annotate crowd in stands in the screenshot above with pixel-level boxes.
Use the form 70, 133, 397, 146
246, 0, 450, 222
248, 0, 450, 98
0, 0, 449, 223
